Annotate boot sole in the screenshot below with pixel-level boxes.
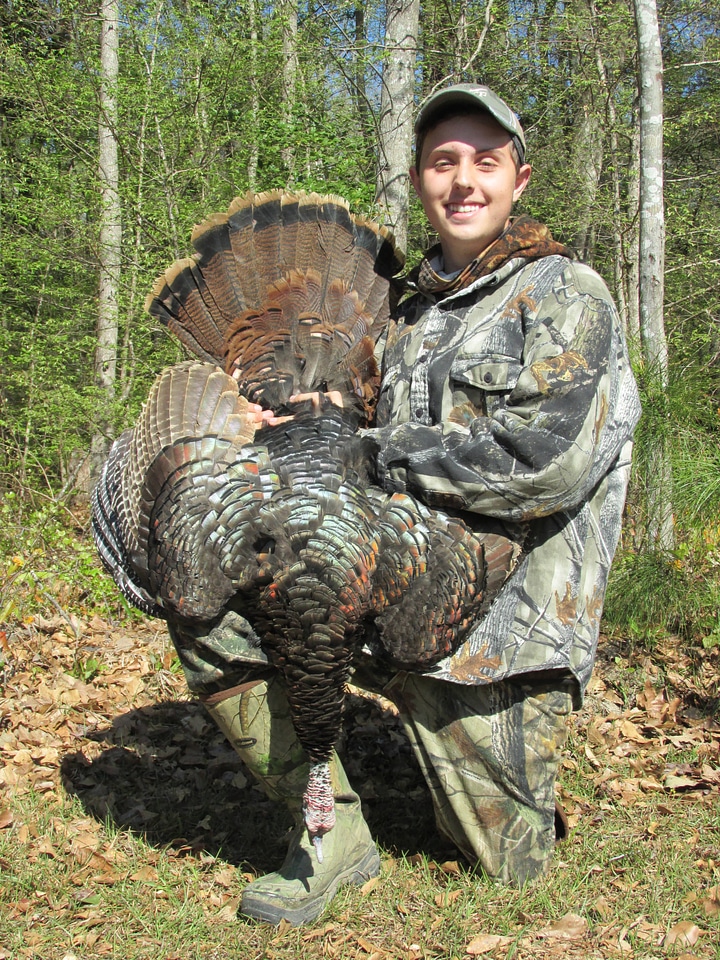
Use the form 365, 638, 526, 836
240, 846, 381, 926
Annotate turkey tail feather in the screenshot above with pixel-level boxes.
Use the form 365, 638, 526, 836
146, 190, 403, 418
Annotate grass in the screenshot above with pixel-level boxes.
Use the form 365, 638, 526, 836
1, 783, 718, 959
1, 613, 719, 960
1, 508, 719, 959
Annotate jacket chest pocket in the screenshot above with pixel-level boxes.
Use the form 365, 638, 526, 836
449, 357, 522, 421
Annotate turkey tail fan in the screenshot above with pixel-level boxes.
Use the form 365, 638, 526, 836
145, 191, 404, 415
224, 269, 383, 416
130, 361, 255, 559
92, 430, 166, 618
93, 361, 257, 621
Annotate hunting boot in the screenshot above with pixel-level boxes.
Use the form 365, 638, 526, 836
202, 674, 380, 926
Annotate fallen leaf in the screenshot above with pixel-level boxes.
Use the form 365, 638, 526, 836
465, 933, 512, 955
592, 895, 613, 920
360, 875, 380, 895
700, 886, 720, 917
355, 934, 383, 953
537, 913, 589, 940
216, 898, 240, 921
664, 774, 701, 790
616, 929, 632, 953
214, 866, 236, 889
273, 917, 293, 938
435, 889, 462, 907
36, 838, 57, 857
664, 921, 703, 948
619, 719, 649, 743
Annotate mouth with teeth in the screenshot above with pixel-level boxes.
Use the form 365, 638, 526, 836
446, 202, 483, 215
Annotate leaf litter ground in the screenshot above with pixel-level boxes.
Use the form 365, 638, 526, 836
1, 614, 719, 959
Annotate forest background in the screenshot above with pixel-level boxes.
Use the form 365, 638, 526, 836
1, 3, 720, 957
1, 0, 720, 678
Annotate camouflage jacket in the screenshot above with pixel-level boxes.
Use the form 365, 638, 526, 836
367, 252, 641, 700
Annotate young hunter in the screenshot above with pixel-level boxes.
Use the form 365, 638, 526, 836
179, 83, 641, 924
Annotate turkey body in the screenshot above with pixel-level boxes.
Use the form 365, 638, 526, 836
92, 191, 523, 853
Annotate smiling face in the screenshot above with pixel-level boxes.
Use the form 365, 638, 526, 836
410, 111, 532, 273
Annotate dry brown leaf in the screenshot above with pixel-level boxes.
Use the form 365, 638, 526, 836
465, 933, 512, 955
355, 934, 384, 954
36, 838, 57, 857
213, 866, 236, 889
434, 889, 462, 907
216, 898, 240, 922
301, 923, 337, 942
664, 773, 702, 790
360, 875, 380, 895
273, 917, 293, 938
592, 895, 613, 920
537, 913, 589, 940
615, 928, 633, 954
700, 886, 720, 917
664, 921, 703, 948
130, 865, 159, 882
619, 719, 649, 743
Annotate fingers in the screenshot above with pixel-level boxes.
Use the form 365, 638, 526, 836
244, 403, 293, 427
242, 392, 344, 433
288, 391, 344, 410
263, 414, 294, 426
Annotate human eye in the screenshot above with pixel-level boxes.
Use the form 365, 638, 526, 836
476, 156, 497, 171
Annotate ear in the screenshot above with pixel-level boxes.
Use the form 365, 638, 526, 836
513, 164, 532, 202
409, 165, 422, 198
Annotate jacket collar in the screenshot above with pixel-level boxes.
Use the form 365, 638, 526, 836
410, 215, 574, 300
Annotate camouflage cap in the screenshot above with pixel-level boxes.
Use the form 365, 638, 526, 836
414, 84, 526, 164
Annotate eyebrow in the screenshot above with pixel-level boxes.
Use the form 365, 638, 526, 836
427, 145, 506, 158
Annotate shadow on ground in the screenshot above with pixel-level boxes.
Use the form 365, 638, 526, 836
60, 692, 450, 873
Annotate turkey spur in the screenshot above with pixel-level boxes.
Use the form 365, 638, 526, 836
92, 191, 524, 857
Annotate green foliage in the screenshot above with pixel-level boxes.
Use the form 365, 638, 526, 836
607, 348, 720, 647
0, 492, 143, 624
69, 654, 103, 682
1, 0, 719, 650
604, 549, 693, 641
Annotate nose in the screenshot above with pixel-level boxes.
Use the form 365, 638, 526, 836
454, 158, 473, 190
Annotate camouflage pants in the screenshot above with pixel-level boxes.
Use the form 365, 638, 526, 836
168, 616, 575, 886
353, 667, 576, 886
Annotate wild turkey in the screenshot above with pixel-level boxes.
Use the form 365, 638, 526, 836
92, 190, 524, 859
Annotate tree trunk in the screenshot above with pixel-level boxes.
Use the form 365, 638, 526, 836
633, 0, 673, 550
280, 0, 299, 181
353, 5, 374, 170
247, 0, 260, 188
571, 96, 603, 262
595, 41, 630, 335
626, 102, 642, 349
91, 0, 122, 483
374, 0, 420, 254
